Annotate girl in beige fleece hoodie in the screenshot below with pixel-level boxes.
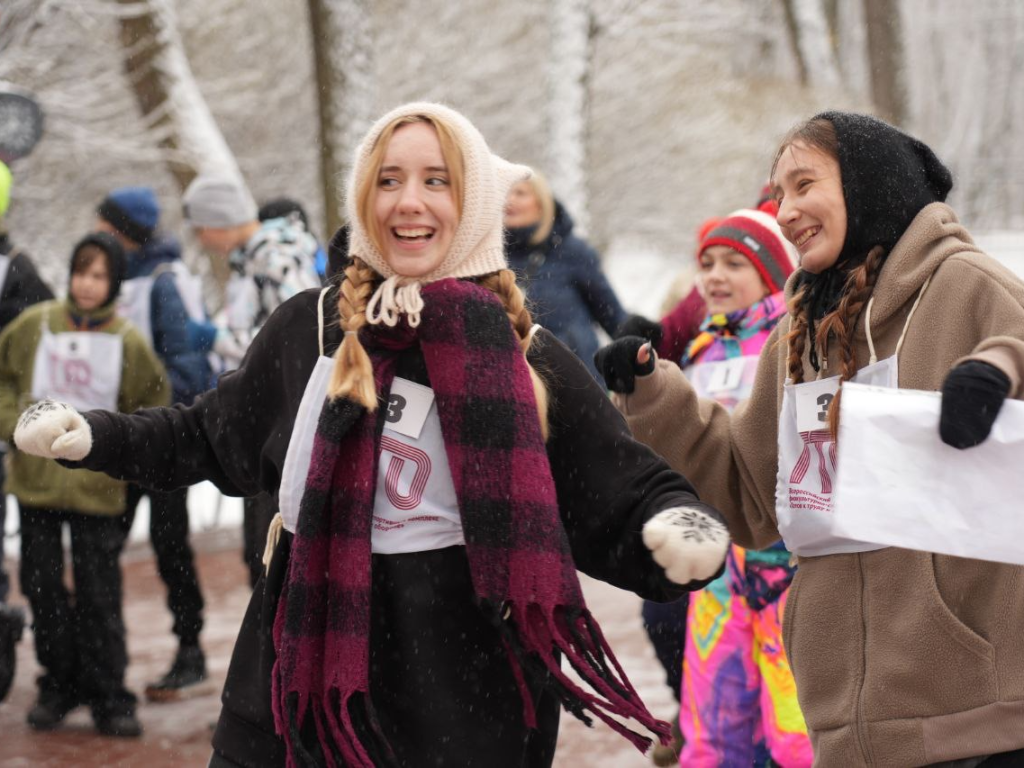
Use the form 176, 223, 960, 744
596, 112, 1024, 767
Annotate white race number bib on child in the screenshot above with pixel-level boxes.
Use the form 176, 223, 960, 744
30, 325, 123, 413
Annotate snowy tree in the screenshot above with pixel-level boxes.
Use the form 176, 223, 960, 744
307, 0, 374, 235
903, 0, 1024, 230
113, 0, 242, 189
862, 0, 907, 125
781, 0, 843, 87
546, 0, 593, 234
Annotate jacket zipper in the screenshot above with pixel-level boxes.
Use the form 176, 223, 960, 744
855, 556, 872, 765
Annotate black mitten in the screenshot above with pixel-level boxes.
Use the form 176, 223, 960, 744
939, 360, 1011, 449
594, 336, 655, 394
615, 314, 663, 347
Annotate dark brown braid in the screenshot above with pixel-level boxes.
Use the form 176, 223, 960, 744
783, 285, 811, 385
783, 247, 886, 438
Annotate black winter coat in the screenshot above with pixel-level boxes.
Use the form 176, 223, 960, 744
0, 235, 54, 334
72, 281, 721, 766
507, 203, 626, 381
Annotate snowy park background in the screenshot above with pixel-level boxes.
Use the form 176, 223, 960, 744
1, 2, 1024, 764
3, 0, 1024, 600
1, 0, 1023, 321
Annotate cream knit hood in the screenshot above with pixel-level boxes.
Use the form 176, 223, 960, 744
345, 102, 531, 326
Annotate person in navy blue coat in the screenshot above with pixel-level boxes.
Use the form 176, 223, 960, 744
504, 172, 626, 380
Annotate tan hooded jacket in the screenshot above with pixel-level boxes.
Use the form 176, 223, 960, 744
617, 203, 1024, 766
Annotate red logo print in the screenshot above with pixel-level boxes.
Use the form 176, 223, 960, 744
380, 435, 432, 510
49, 353, 92, 396
789, 431, 838, 495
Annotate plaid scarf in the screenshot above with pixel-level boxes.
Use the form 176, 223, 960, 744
272, 278, 669, 766
681, 290, 787, 367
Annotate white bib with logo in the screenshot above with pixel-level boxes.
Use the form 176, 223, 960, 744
775, 356, 897, 557
30, 318, 124, 413
774, 278, 930, 557
277, 289, 464, 553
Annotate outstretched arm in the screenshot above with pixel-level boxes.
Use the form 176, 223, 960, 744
15, 289, 327, 498
536, 331, 728, 602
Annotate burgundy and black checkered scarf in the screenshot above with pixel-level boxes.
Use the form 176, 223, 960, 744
271, 278, 669, 766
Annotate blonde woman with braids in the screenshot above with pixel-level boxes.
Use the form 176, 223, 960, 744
10, 103, 729, 767
596, 111, 1024, 767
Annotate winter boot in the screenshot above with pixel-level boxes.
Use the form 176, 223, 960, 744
144, 644, 214, 702
27, 686, 79, 730
650, 714, 684, 767
95, 710, 144, 738
0, 604, 25, 703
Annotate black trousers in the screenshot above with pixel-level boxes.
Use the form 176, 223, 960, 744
242, 492, 277, 589
212, 540, 560, 767
122, 484, 204, 646
0, 450, 9, 604
18, 505, 135, 716
641, 595, 689, 702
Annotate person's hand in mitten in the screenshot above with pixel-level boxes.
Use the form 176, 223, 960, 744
642, 506, 729, 586
615, 314, 664, 348
939, 360, 1011, 449
13, 399, 92, 461
594, 336, 655, 394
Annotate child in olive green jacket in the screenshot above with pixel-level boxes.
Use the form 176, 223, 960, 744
0, 232, 168, 737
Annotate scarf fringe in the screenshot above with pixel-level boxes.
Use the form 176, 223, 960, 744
498, 601, 671, 754
276, 688, 398, 768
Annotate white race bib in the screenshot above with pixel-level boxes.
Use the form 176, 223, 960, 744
775, 355, 898, 557
794, 377, 841, 433
383, 377, 434, 440
30, 324, 123, 413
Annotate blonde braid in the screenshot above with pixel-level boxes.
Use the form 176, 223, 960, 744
328, 258, 380, 409
478, 270, 550, 440
816, 247, 886, 438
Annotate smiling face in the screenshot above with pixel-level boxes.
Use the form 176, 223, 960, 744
772, 141, 848, 274
370, 121, 459, 279
697, 245, 770, 315
69, 246, 111, 312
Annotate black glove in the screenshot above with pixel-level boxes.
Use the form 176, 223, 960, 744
594, 336, 656, 394
615, 314, 663, 347
939, 360, 1011, 449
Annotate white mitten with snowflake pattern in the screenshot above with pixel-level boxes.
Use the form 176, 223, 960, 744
642, 507, 730, 585
13, 399, 92, 461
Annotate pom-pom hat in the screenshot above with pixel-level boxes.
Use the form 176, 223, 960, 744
699, 208, 798, 294
346, 102, 531, 325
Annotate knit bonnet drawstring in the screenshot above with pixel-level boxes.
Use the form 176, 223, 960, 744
366, 275, 426, 328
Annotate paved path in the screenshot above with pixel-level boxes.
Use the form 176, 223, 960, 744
0, 528, 677, 767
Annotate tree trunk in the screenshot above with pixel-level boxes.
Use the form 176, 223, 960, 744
863, 0, 907, 125
114, 0, 241, 190
306, 0, 374, 238
546, 0, 592, 235
784, 0, 842, 87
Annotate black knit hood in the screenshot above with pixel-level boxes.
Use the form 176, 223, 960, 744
821, 110, 953, 267
797, 112, 953, 369
68, 231, 127, 308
